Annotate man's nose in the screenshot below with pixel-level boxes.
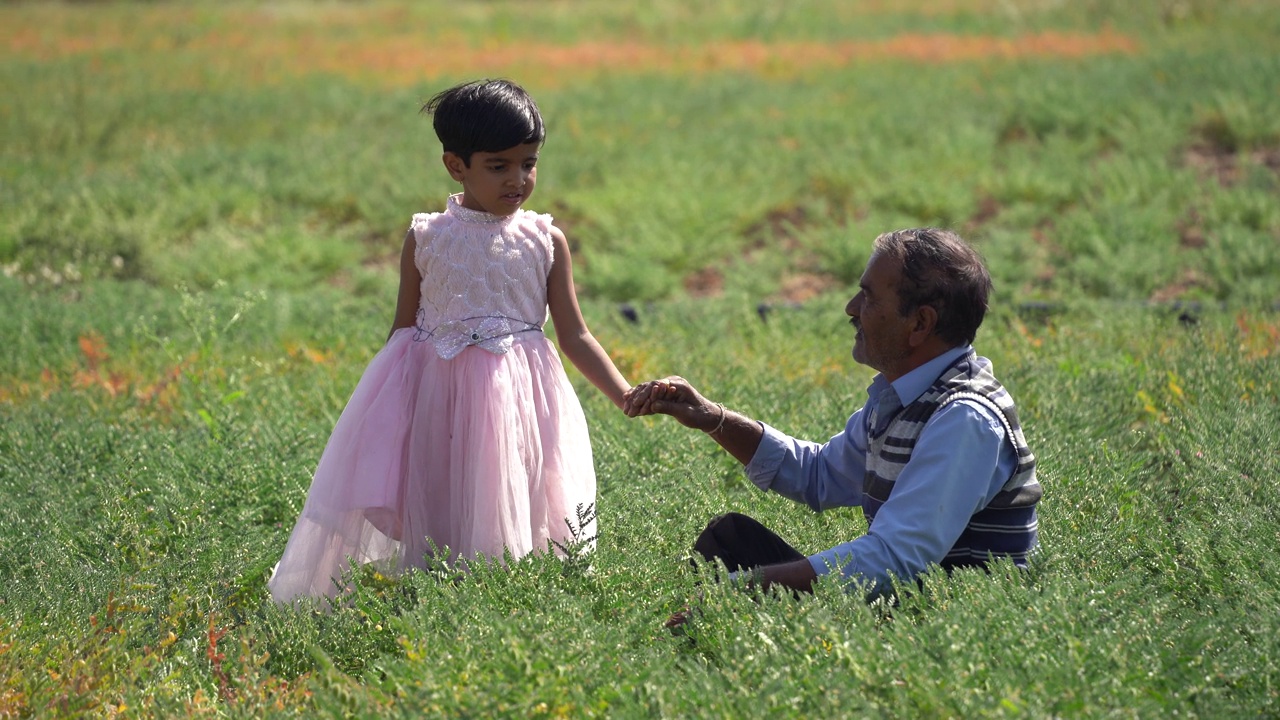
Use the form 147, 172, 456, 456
845, 293, 862, 317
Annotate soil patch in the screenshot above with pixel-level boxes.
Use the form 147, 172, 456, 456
1184, 143, 1280, 188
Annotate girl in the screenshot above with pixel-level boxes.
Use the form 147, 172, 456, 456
268, 79, 631, 604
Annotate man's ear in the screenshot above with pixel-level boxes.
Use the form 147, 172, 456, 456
442, 152, 467, 182
909, 305, 938, 347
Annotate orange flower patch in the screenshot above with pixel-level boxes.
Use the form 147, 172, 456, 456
284, 342, 333, 366
602, 341, 656, 383
4, 6, 1139, 89
0, 333, 186, 410
1236, 310, 1280, 361
325, 31, 1139, 87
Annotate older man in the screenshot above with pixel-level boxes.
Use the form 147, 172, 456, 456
623, 228, 1041, 599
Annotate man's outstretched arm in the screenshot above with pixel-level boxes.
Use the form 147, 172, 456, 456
624, 376, 764, 466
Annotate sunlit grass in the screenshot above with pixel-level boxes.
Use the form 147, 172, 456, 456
2, 0, 1280, 716
4, 1, 1277, 306
2, 280, 1278, 716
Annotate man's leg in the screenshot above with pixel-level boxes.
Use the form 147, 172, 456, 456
666, 513, 807, 629
692, 512, 806, 572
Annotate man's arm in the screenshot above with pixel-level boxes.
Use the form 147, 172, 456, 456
627, 377, 870, 596
623, 377, 763, 465
807, 400, 1015, 595
626, 377, 869, 507
755, 559, 819, 594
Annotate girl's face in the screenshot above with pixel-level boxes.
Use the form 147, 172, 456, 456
444, 142, 540, 216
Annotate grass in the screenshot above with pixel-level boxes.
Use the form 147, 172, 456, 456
3, 284, 1278, 716
5, 1, 1279, 304
2, 0, 1279, 717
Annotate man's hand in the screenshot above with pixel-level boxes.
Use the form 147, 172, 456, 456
663, 561, 819, 631
625, 376, 765, 466
664, 606, 693, 629
757, 559, 819, 594
623, 376, 719, 431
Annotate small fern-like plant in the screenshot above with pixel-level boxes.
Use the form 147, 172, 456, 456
551, 503, 598, 578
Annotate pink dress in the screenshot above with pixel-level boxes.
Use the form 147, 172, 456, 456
268, 195, 596, 603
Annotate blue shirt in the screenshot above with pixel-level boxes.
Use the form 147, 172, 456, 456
744, 345, 1017, 595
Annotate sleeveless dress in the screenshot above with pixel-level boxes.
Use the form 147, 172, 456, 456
268, 194, 597, 603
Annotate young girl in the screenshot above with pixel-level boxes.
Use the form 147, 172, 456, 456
268, 79, 631, 603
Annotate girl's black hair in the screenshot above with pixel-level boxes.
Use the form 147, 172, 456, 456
422, 79, 545, 166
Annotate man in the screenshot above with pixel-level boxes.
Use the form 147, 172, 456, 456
623, 228, 1041, 601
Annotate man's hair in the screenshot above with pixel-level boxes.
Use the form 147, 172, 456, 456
422, 79, 545, 165
872, 228, 993, 346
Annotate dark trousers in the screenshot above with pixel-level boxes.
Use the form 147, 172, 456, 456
692, 512, 806, 572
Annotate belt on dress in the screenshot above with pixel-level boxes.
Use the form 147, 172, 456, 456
412, 312, 544, 359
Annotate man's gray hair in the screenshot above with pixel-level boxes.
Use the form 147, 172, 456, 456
872, 228, 993, 346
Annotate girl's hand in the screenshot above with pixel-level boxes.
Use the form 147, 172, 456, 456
623, 376, 719, 430
623, 377, 684, 416
627, 376, 763, 465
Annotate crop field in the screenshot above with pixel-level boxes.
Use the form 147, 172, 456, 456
2, 0, 1279, 717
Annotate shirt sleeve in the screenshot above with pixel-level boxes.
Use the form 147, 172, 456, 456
744, 409, 870, 511
807, 398, 1015, 595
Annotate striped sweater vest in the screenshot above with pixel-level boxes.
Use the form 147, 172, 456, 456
864, 350, 1041, 570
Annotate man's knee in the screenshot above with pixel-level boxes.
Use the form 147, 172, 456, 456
695, 512, 752, 547
702, 512, 752, 533
693, 512, 780, 571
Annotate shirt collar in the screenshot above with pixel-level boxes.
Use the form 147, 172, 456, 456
866, 345, 973, 408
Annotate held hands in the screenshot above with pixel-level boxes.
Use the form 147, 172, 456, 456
622, 376, 721, 432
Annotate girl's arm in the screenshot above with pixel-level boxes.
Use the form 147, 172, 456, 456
545, 225, 630, 409
388, 229, 422, 341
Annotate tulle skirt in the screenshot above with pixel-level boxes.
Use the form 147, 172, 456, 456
267, 328, 596, 604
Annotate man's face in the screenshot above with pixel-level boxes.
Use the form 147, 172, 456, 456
845, 251, 917, 380
445, 142, 540, 216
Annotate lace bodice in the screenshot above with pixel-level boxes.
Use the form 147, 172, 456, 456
409, 195, 555, 359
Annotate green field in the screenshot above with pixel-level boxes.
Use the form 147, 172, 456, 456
2, 1, 1279, 717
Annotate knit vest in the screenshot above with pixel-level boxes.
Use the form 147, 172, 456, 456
863, 351, 1041, 571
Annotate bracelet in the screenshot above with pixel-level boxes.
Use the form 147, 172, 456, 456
706, 402, 727, 436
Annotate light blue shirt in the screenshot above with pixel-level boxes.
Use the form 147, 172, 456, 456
744, 345, 1017, 595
